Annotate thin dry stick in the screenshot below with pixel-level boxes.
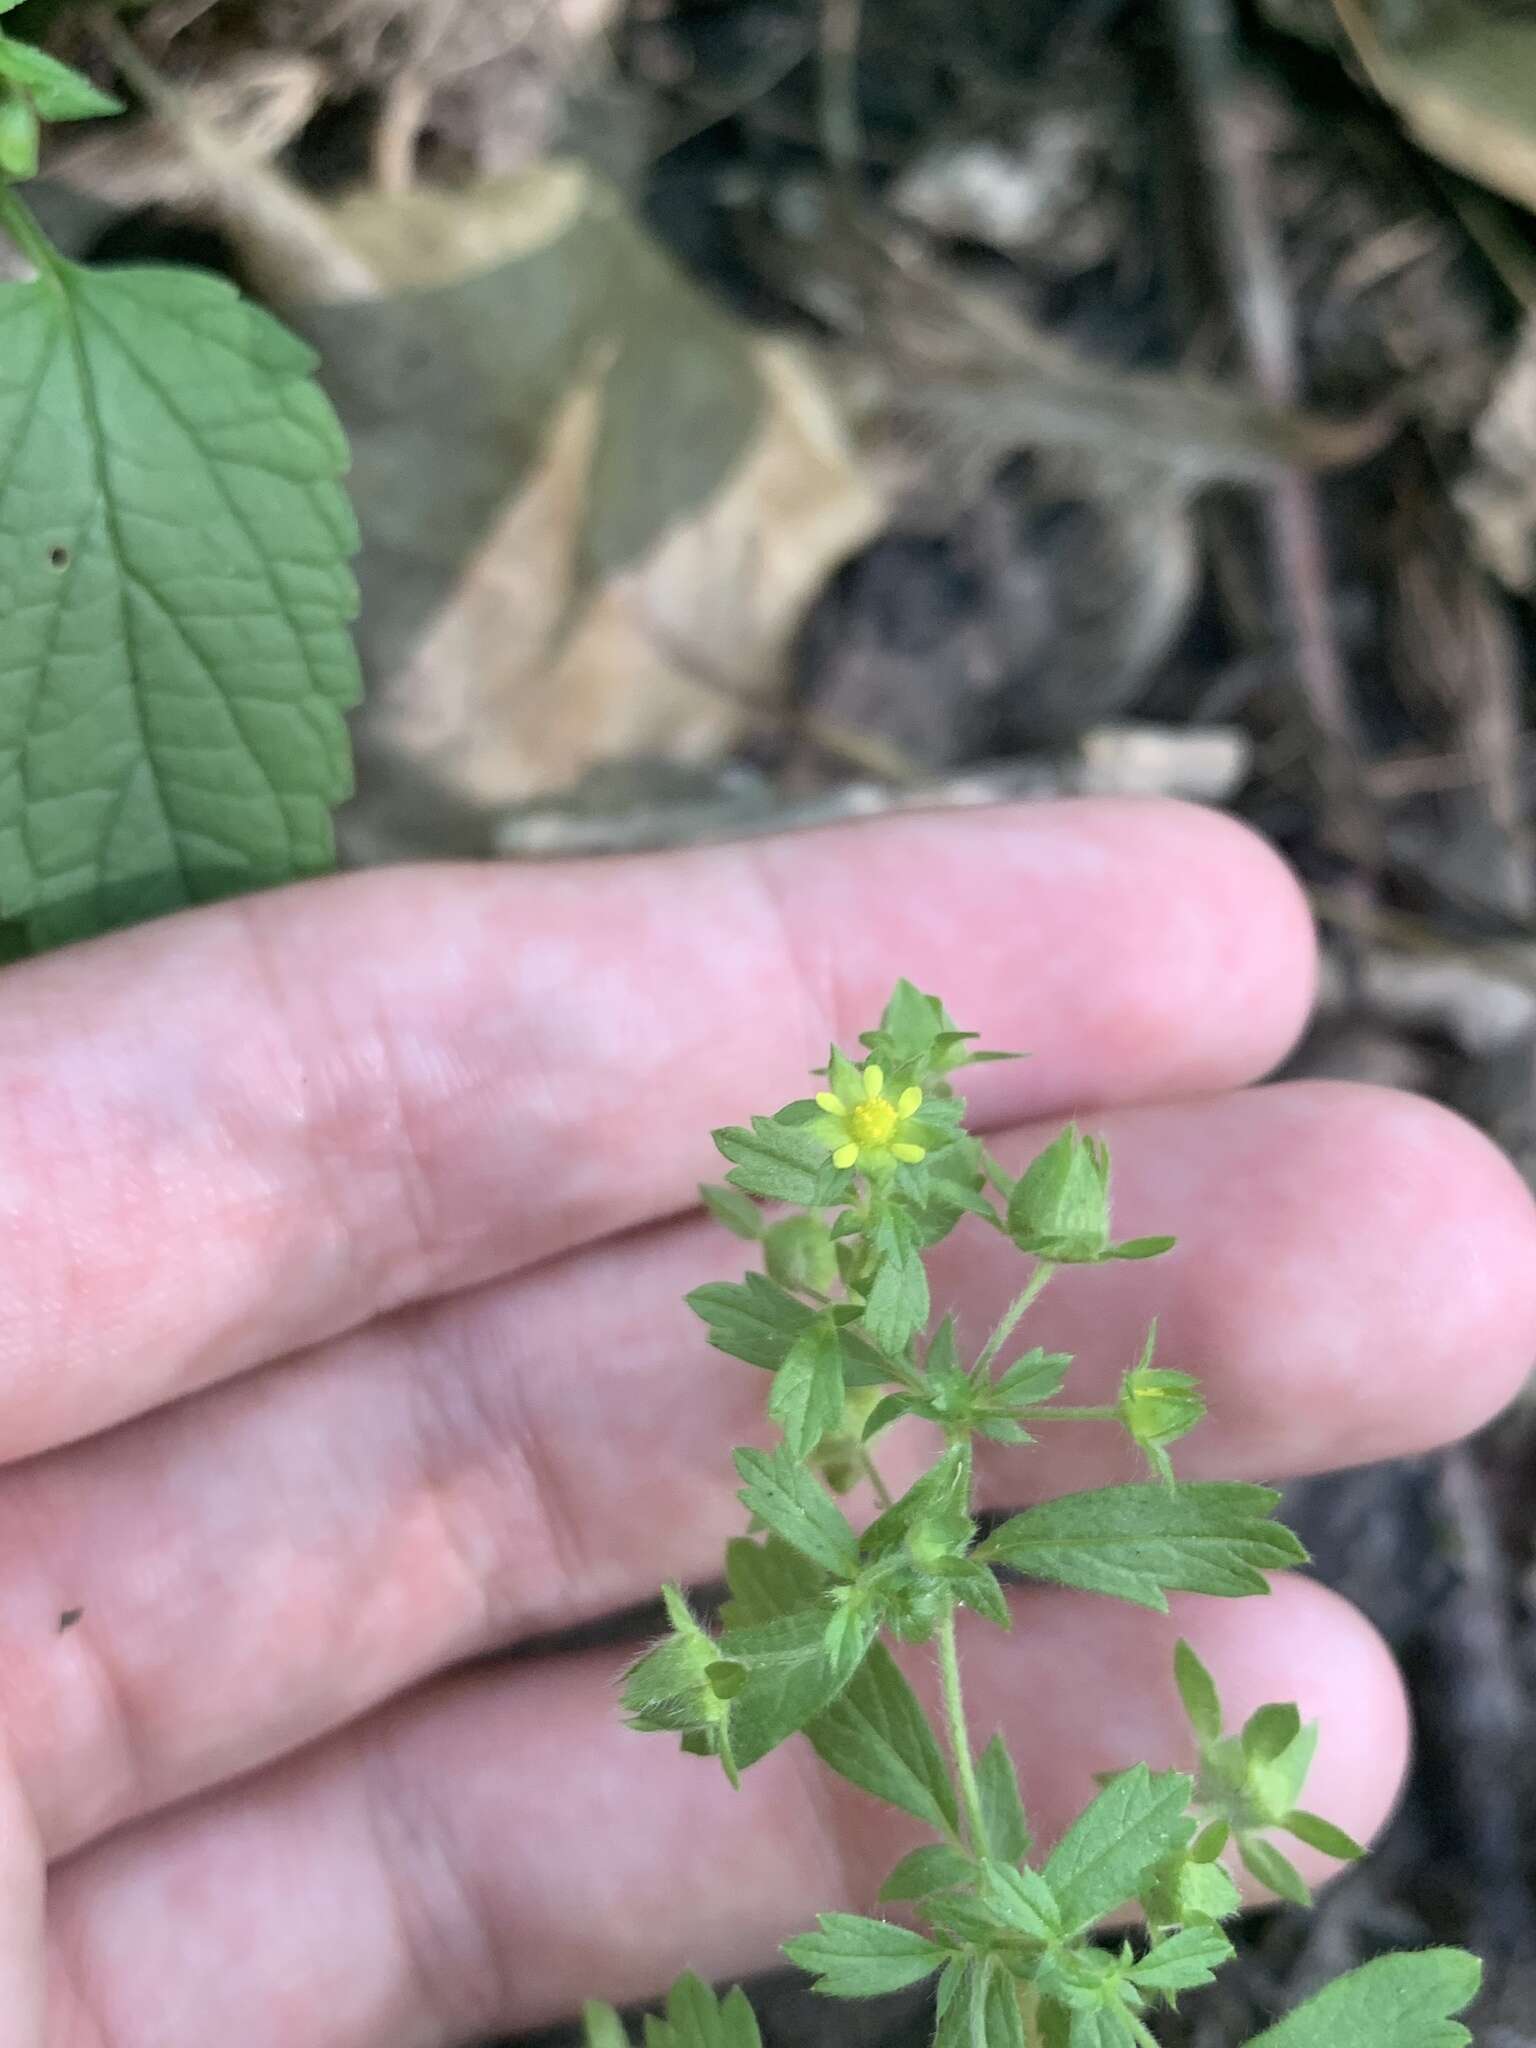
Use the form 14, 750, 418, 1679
818, 0, 863, 180
1167, 0, 1378, 888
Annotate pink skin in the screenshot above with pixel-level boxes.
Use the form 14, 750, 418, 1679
0, 798, 1525, 2044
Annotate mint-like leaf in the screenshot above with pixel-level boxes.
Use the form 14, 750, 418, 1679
980, 1484, 1307, 1611
1043, 1765, 1195, 1934
1242, 1949, 1480, 2048
0, 263, 359, 947
713, 1116, 836, 1204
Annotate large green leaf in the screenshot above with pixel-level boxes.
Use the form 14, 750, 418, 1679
0, 259, 359, 946
1243, 1949, 1480, 2048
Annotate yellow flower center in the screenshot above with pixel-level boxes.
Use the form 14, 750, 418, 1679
848, 1097, 898, 1148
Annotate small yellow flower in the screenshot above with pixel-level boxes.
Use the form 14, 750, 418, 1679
813, 1062, 927, 1172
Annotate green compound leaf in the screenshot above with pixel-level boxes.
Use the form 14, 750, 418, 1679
624, 1974, 763, 2048
1043, 1765, 1195, 1935
1242, 1949, 1481, 2048
768, 1315, 846, 1461
979, 1484, 1307, 1612
782, 1914, 947, 1999
808, 1639, 960, 1835
1130, 1924, 1233, 1993
0, 258, 360, 948
734, 1445, 859, 1579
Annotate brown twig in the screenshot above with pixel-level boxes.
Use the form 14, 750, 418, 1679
818, 0, 863, 182
1167, 0, 1379, 886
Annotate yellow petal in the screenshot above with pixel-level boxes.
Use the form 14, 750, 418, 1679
891, 1142, 926, 1164
863, 1064, 884, 1098
897, 1086, 923, 1118
815, 1092, 845, 1115
833, 1142, 860, 1169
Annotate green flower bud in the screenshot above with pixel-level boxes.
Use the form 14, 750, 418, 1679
620, 1584, 739, 1781
1007, 1124, 1113, 1262
1007, 1125, 1176, 1264
1142, 1846, 1242, 1930
0, 92, 38, 180
1118, 1324, 1205, 1484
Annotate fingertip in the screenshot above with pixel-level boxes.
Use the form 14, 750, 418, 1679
1265, 1082, 1536, 1454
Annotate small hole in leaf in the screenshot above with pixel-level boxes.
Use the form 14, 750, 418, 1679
48, 546, 70, 571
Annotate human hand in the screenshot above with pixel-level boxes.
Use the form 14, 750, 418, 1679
0, 799, 1531, 2046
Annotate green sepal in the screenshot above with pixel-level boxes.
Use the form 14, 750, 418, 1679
858, 977, 1022, 1084
1282, 1808, 1366, 1861
1237, 1832, 1311, 1907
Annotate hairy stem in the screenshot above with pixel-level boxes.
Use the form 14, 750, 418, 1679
936, 1610, 989, 1857
0, 185, 60, 277
858, 1448, 894, 1508
973, 1262, 1054, 1377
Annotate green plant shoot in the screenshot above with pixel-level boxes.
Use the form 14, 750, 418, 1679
590, 981, 1482, 2046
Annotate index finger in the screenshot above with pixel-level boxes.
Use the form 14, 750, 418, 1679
0, 797, 1313, 1457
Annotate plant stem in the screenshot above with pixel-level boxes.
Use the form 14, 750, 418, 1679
937, 1609, 989, 1857
0, 185, 60, 277
973, 1262, 1054, 1377
1019, 1983, 1046, 2047
858, 1447, 894, 1508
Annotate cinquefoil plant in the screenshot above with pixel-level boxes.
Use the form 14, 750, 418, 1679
588, 982, 1481, 2048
